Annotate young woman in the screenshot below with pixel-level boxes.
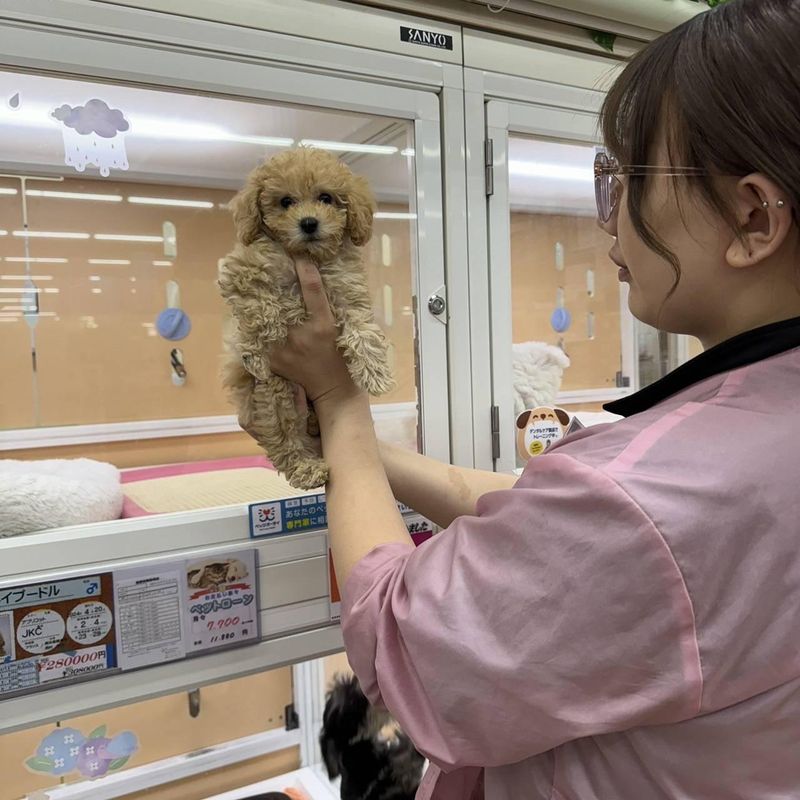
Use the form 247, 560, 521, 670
264, 0, 800, 796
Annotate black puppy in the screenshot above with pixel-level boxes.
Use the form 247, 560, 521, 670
320, 674, 425, 800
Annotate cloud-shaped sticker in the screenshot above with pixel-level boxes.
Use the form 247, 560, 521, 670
52, 99, 130, 139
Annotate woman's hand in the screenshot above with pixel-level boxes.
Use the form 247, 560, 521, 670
267, 258, 363, 407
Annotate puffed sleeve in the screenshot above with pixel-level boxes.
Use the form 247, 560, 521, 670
340, 453, 702, 771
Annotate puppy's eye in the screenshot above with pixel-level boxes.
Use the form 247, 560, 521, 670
318, 193, 333, 205
280, 197, 295, 209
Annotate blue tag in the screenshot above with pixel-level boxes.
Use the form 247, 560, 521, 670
249, 494, 328, 539
249, 497, 420, 539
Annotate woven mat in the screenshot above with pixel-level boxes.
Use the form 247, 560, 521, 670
122, 467, 311, 514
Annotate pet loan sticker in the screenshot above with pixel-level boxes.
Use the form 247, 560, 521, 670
400, 26, 454, 50
184, 550, 259, 654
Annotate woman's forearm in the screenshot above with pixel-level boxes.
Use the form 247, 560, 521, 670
317, 392, 412, 585
378, 441, 517, 528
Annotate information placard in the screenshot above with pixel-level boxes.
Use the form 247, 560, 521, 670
0, 548, 259, 699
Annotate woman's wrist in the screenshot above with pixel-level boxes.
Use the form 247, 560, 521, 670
313, 384, 371, 427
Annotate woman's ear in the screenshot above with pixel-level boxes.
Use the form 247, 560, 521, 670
231, 182, 264, 246
344, 174, 376, 246
726, 173, 794, 269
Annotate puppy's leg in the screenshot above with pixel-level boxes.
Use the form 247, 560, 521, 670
249, 375, 329, 490
337, 311, 396, 396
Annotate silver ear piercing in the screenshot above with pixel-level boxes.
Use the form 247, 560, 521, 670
762, 200, 787, 209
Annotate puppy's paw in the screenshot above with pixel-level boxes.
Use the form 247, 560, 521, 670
287, 458, 328, 491
241, 351, 269, 381
307, 408, 320, 438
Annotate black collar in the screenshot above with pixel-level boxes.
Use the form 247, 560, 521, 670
605, 316, 800, 418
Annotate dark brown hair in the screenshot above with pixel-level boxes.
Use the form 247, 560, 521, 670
599, 0, 800, 287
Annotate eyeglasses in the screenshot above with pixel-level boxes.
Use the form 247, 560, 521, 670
594, 151, 708, 223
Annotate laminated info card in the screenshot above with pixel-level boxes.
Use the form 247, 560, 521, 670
115, 549, 260, 669
0, 574, 117, 696
114, 565, 186, 671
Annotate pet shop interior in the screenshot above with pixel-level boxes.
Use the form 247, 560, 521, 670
0, 1, 710, 798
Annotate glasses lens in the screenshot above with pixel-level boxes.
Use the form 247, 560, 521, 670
594, 152, 617, 222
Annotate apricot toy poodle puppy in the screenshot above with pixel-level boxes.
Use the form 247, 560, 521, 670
218, 148, 394, 490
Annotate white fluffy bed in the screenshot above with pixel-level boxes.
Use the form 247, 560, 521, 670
0, 458, 123, 537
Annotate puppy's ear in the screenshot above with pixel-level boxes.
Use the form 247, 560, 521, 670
344, 174, 376, 246
230, 182, 264, 246
555, 408, 570, 426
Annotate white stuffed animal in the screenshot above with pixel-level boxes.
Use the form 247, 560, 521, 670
511, 341, 571, 417
0, 458, 123, 537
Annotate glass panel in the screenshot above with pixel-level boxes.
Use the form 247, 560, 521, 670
508, 136, 622, 404
0, 69, 420, 513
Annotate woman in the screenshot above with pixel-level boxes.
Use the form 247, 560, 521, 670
265, 0, 800, 796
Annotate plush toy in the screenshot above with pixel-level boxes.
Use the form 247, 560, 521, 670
512, 341, 570, 417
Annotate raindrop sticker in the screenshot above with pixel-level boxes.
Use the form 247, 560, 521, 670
8, 92, 20, 109
51, 98, 130, 177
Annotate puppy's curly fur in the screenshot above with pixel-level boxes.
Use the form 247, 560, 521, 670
218, 148, 394, 489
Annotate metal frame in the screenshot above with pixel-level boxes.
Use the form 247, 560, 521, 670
464, 65, 636, 471
486, 99, 636, 472
0, 0, 457, 744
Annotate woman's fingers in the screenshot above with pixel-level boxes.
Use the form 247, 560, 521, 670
293, 258, 336, 327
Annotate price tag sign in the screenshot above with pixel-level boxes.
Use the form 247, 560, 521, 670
0, 574, 116, 698
184, 550, 259, 654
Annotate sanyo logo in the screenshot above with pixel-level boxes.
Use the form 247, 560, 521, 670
400, 26, 454, 51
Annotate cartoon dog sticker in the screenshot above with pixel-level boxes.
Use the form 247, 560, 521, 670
516, 406, 571, 461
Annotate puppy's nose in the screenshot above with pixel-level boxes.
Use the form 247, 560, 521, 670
300, 217, 319, 234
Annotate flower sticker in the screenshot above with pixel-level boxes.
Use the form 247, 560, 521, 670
26, 725, 138, 780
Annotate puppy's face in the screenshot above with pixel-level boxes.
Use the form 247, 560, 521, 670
231, 148, 376, 261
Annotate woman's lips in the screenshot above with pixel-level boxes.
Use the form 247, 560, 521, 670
609, 251, 631, 282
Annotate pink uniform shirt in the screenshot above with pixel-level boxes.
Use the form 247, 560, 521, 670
341, 324, 800, 799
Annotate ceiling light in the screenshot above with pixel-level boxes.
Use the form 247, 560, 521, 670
374, 212, 417, 220
0, 310, 57, 318
90, 276, 101, 281
94, 234, 163, 242
88, 259, 131, 265
26, 189, 123, 202
0, 231, 7, 236
130, 117, 294, 148
0, 188, 18, 195
0, 287, 41, 293
92, 288, 103, 294
0, 318, 18, 323
1, 310, 57, 317
128, 196, 213, 208
152, 260, 173, 267
299, 139, 398, 155
400, 148, 415, 157
0, 103, 295, 149
5, 257, 68, 263
13, 230, 90, 239
1, 275, 53, 281
2, 305, 36, 311
43, 288, 60, 294
508, 161, 594, 182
